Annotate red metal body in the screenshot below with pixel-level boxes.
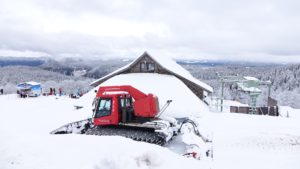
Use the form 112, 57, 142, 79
93, 85, 159, 126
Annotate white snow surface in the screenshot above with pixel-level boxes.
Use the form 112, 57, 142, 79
0, 95, 207, 169
77, 73, 211, 118
1, 94, 300, 169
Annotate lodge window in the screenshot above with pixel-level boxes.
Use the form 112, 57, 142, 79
140, 62, 147, 72
140, 62, 155, 72
147, 63, 155, 71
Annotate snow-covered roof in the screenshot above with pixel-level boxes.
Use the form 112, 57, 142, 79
244, 76, 259, 81
237, 85, 262, 93
236, 76, 262, 93
90, 52, 213, 93
26, 81, 41, 85
17, 81, 41, 89
78, 73, 210, 118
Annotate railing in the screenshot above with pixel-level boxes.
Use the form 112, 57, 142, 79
230, 106, 279, 116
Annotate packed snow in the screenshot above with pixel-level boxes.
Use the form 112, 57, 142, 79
0, 95, 209, 169
1, 94, 300, 169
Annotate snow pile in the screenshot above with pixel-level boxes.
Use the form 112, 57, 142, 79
77, 73, 210, 118
1, 134, 206, 169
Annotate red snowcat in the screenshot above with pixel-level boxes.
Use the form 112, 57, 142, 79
51, 85, 210, 146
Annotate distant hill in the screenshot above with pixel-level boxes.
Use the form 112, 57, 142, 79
0, 66, 93, 95
176, 59, 282, 67
0, 57, 45, 67
0, 57, 131, 78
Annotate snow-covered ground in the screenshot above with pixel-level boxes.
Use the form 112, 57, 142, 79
0, 95, 208, 169
197, 112, 300, 169
1, 94, 300, 169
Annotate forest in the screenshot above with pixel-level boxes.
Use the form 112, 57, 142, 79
184, 64, 300, 108
0, 57, 299, 108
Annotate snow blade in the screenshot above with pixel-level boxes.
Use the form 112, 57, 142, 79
50, 119, 170, 146
50, 118, 93, 134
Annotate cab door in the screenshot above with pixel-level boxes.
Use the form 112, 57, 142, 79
93, 96, 119, 125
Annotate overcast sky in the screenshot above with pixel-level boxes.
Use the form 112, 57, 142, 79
0, 0, 300, 62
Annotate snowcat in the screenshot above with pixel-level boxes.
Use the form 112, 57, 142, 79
51, 85, 212, 158
87, 85, 176, 145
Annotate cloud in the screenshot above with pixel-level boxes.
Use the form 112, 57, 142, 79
0, 0, 300, 63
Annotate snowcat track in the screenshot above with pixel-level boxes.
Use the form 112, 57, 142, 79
85, 126, 167, 146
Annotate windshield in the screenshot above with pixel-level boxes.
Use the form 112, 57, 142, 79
94, 98, 112, 118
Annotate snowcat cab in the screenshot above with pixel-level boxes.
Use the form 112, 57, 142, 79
92, 85, 160, 126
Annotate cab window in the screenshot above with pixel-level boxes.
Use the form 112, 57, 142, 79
94, 98, 112, 118
120, 98, 132, 107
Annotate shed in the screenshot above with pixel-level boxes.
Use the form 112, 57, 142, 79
17, 81, 42, 97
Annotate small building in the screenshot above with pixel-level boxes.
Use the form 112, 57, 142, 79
91, 52, 213, 100
17, 81, 42, 97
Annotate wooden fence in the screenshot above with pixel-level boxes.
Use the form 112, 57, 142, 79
230, 106, 279, 116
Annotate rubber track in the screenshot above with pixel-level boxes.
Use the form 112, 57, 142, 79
85, 126, 167, 146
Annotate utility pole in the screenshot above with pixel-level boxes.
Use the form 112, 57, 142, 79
220, 78, 224, 112
267, 84, 271, 97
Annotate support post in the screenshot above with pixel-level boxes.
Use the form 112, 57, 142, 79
220, 79, 224, 112
267, 84, 271, 98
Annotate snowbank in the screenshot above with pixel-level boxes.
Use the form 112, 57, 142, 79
76, 73, 210, 118
1, 134, 207, 169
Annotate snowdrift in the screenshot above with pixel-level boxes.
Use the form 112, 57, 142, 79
76, 73, 210, 118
